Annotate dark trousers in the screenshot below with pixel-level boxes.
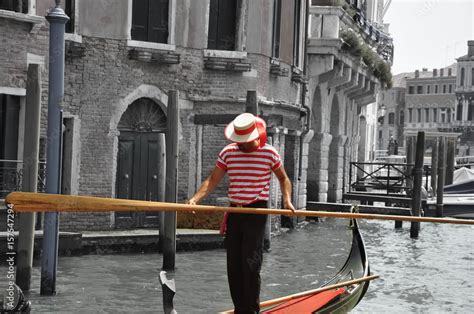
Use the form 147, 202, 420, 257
225, 201, 268, 314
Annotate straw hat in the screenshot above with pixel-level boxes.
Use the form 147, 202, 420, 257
224, 113, 261, 143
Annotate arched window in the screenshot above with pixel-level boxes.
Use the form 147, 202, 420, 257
460, 68, 465, 86
118, 98, 167, 132
399, 110, 405, 124
447, 108, 451, 122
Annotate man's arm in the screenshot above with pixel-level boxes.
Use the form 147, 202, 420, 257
273, 166, 296, 214
187, 166, 226, 205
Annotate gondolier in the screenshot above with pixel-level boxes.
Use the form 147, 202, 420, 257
187, 113, 296, 313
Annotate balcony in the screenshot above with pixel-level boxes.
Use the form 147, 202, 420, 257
0, 160, 46, 199
308, 1, 393, 90
309, 2, 393, 63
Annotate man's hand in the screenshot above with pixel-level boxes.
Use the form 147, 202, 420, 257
186, 199, 197, 206
284, 201, 297, 216
186, 199, 197, 214
185, 166, 225, 215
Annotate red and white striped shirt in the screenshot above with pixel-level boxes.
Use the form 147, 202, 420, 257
216, 143, 282, 205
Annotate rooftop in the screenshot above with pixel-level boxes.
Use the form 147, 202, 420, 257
393, 63, 457, 87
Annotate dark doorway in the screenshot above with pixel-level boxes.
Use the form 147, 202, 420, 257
0, 94, 20, 198
115, 98, 167, 228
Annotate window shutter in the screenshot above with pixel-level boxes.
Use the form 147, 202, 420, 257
272, 0, 282, 58
65, 0, 75, 34
149, 0, 169, 43
279, 0, 295, 64
131, 0, 149, 42
216, 0, 236, 50
0, 0, 27, 13
208, 0, 236, 50
208, 0, 220, 49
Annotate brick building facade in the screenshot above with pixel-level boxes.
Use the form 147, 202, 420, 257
1, 0, 391, 231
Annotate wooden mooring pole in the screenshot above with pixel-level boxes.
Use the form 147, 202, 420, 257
158, 133, 166, 253
446, 139, 455, 185
246, 90, 272, 250
431, 138, 438, 197
410, 131, 425, 239
16, 64, 41, 291
162, 90, 179, 271
436, 137, 446, 217
397, 137, 414, 229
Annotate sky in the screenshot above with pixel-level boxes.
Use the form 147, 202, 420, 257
384, 0, 473, 75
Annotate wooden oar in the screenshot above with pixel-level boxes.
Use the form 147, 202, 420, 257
219, 274, 380, 314
5, 192, 474, 225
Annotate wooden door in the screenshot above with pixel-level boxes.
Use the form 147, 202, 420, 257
116, 132, 164, 228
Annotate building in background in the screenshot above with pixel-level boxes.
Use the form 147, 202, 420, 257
454, 41, 474, 155
1, 0, 393, 230
404, 65, 457, 151
377, 73, 406, 154
376, 41, 474, 158
377, 65, 458, 155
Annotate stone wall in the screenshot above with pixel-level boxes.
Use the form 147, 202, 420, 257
0, 18, 48, 91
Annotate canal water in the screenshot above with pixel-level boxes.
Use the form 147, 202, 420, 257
1, 218, 473, 313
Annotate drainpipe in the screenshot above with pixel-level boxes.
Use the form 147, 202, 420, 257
296, 0, 312, 208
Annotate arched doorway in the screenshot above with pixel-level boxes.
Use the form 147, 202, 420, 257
115, 98, 167, 228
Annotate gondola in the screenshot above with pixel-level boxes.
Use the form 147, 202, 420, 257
259, 219, 371, 314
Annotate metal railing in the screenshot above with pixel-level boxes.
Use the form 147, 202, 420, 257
0, 159, 46, 199
349, 161, 414, 195
372, 150, 407, 161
